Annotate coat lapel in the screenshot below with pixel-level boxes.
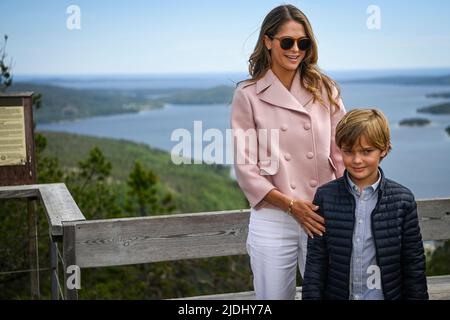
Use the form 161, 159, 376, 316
256, 69, 310, 116
289, 71, 314, 110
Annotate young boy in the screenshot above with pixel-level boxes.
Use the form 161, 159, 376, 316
302, 108, 429, 300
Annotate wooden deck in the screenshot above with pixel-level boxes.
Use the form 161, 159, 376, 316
180, 275, 450, 300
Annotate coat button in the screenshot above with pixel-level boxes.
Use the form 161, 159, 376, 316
310, 180, 318, 187
290, 183, 296, 189
281, 124, 288, 131
304, 122, 311, 130
306, 152, 314, 159
284, 153, 292, 161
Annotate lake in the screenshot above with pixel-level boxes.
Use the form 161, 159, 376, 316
37, 82, 450, 199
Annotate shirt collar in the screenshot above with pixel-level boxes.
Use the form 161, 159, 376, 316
346, 169, 381, 195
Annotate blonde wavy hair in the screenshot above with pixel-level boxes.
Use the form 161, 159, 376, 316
248, 4, 342, 112
335, 108, 392, 159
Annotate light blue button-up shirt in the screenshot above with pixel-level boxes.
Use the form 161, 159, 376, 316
346, 171, 384, 300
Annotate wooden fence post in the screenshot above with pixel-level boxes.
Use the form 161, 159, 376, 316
63, 223, 79, 300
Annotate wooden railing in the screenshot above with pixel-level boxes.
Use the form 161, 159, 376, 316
1, 183, 450, 300
0, 183, 85, 299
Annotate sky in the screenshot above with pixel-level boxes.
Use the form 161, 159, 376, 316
1, 0, 450, 75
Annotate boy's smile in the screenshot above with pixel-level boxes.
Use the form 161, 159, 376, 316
341, 135, 387, 190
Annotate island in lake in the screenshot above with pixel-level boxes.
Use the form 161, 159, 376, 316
399, 118, 431, 127
446, 126, 450, 137
417, 102, 450, 115
426, 92, 450, 99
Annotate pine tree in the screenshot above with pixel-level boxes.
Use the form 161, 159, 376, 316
125, 161, 175, 216
0, 35, 13, 91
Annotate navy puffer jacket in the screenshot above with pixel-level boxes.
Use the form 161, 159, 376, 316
302, 169, 429, 300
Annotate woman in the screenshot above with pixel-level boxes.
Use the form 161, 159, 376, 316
231, 4, 346, 299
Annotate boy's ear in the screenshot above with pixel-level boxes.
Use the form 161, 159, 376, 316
380, 149, 387, 158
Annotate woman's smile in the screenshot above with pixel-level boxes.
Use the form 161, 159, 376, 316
285, 54, 300, 63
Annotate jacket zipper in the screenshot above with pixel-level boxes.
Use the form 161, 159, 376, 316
370, 188, 386, 298
347, 196, 356, 299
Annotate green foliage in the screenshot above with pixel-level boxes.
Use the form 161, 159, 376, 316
64, 146, 120, 220
35, 133, 63, 183
427, 241, 450, 276
76, 146, 112, 186
125, 161, 175, 216
0, 199, 29, 298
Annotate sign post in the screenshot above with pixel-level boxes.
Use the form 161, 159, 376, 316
0, 92, 40, 299
0, 92, 36, 184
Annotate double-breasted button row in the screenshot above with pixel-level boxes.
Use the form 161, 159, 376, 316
281, 123, 310, 131
290, 180, 318, 189
281, 121, 314, 190
284, 152, 314, 161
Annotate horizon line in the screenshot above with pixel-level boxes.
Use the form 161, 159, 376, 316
13, 66, 450, 78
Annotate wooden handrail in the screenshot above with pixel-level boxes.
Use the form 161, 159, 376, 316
0, 183, 86, 235
61, 198, 450, 269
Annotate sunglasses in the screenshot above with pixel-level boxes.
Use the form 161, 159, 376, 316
270, 36, 311, 51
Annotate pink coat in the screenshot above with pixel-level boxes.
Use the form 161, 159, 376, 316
231, 69, 346, 210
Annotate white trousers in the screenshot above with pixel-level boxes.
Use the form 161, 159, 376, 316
246, 207, 308, 300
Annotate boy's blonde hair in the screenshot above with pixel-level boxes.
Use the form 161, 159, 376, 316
336, 108, 392, 156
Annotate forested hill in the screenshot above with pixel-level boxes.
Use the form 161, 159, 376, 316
11, 82, 235, 124
11, 82, 164, 124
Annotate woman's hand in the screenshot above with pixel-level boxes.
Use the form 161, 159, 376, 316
263, 189, 325, 238
290, 199, 325, 238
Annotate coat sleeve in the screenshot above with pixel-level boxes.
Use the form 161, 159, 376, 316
301, 189, 328, 299
329, 86, 346, 178
230, 87, 277, 209
401, 197, 429, 300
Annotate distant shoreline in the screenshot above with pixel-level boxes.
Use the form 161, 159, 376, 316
12, 71, 450, 125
